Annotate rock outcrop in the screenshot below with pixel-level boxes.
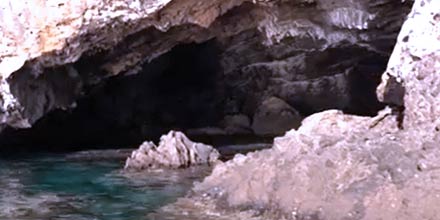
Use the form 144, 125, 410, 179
3, 0, 439, 218
0, 0, 411, 144
124, 131, 220, 170
151, 1, 440, 219
251, 96, 302, 135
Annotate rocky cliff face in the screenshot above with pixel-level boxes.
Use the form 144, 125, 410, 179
2, 0, 439, 219
150, 1, 440, 219
0, 0, 411, 147
124, 131, 220, 169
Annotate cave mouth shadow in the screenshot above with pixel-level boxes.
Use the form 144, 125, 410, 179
0, 39, 391, 154
0, 39, 226, 152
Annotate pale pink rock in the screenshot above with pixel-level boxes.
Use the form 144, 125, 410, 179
125, 131, 220, 170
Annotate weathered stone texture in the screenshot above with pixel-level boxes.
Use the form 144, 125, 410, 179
3, 1, 437, 218
153, 1, 440, 219
381, 0, 440, 132
0, 0, 410, 132
125, 131, 220, 170
251, 96, 302, 135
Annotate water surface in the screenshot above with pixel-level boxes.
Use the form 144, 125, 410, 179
0, 150, 212, 220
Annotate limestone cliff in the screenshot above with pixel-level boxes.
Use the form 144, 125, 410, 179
150, 1, 440, 219
0, 0, 410, 143
3, 0, 440, 219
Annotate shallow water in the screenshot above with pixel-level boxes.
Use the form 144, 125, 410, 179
0, 150, 212, 220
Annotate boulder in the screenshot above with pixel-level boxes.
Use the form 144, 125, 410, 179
154, 1, 440, 219
158, 109, 440, 220
251, 96, 302, 136
124, 131, 220, 170
222, 114, 252, 134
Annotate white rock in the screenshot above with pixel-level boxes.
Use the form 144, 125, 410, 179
124, 131, 220, 170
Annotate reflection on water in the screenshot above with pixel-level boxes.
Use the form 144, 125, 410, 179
0, 150, 212, 220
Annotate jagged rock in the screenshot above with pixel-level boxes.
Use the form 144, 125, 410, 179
153, 1, 440, 219
251, 96, 302, 135
124, 131, 220, 170
378, 0, 440, 132
2, 1, 438, 219
159, 109, 440, 220
270, 73, 351, 113
191, 110, 401, 216
0, 0, 410, 133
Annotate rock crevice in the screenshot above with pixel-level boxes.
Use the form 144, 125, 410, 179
150, 1, 440, 219
124, 131, 220, 170
0, 0, 410, 138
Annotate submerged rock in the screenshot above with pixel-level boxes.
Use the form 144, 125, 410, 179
124, 131, 220, 170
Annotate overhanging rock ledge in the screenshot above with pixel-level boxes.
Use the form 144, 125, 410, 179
0, 0, 410, 134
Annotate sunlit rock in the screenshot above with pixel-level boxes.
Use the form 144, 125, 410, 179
155, 1, 440, 219
124, 131, 220, 170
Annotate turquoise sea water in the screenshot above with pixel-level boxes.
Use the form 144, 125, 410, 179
0, 150, 212, 220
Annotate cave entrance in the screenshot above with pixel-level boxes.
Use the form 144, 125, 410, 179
0, 39, 389, 153
0, 40, 232, 151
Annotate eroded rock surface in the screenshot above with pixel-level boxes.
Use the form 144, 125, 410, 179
160, 110, 440, 219
378, 0, 440, 131
153, 1, 440, 219
0, 0, 410, 139
252, 96, 302, 135
124, 131, 220, 170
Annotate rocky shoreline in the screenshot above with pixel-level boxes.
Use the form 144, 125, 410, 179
1, 0, 440, 219
151, 1, 440, 219
0, 0, 410, 147
124, 131, 220, 170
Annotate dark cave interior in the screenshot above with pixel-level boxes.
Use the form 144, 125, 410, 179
0, 39, 388, 152
0, 40, 225, 151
